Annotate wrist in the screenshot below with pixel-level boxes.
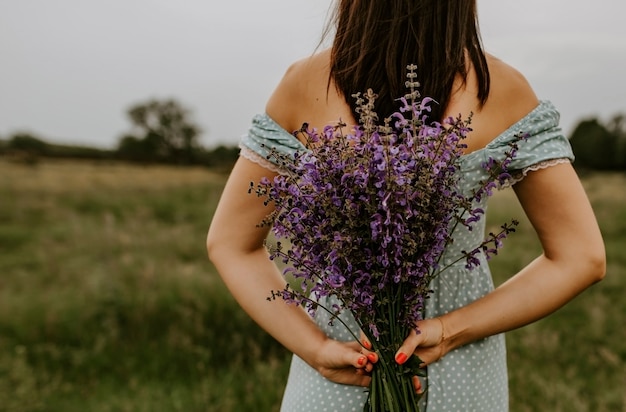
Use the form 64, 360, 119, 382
435, 317, 446, 345
298, 329, 332, 369
439, 312, 469, 353
439, 313, 465, 354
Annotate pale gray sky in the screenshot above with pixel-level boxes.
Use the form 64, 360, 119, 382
1, 0, 625, 149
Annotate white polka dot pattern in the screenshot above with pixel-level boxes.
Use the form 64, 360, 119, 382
240, 101, 574, 411
239, 114, 306, 174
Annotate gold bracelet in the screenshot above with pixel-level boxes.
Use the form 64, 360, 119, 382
437, 317, 445, 344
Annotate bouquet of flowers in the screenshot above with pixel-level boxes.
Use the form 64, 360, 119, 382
252, 65, 522, 411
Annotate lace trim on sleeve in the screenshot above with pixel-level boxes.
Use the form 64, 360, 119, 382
238, 144, 283, 174
506, 157, 571, 187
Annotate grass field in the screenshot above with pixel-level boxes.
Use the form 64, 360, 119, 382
0, 159, 624, 412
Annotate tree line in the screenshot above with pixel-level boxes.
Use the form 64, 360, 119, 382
0, 98, 238, 171
1, 98, 625, 172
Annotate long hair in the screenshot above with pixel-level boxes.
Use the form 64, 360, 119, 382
329, 0, 490, 123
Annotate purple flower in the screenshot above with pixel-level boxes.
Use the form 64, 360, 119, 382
255, 68, 523, 383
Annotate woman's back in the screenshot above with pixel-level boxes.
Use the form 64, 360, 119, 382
208, 2, 605, 410
262, 48, 587, 412
266, 49, 541, 154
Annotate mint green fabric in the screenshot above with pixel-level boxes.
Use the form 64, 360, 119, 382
239, 114, 306, 173
240, 101, 574, 412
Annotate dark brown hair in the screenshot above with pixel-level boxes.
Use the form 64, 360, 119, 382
329, 0, 490, 123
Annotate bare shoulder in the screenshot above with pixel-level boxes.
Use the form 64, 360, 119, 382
454, 54, 542, 152
485, 54, 540, 123
265, 50, 333, 133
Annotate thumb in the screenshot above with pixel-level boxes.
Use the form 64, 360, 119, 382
394, 319, 439, 365
394, 330, 422, 365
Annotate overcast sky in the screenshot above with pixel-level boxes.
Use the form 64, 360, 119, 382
1, 0, 625, 149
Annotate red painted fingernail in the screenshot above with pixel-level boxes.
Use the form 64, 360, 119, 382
412, 376, 424, 394
363, 340, 372, 350
357, 356, 366, 366
395, 353, 407, 364
367, 353, 377, 363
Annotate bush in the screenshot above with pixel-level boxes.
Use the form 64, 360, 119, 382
570, 116, 626, 170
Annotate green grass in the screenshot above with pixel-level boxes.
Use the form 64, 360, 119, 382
487, 173, 626, 412
0, 159, 624, 411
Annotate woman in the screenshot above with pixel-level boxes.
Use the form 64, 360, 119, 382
207, 1, 606, 410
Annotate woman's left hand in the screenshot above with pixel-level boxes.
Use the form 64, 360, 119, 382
394, 317, 447, 367
312, 338, 378, 387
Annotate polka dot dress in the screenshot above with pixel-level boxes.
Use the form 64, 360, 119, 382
240, 101, 575, 411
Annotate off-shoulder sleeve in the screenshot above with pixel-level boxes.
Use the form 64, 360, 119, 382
239, 113, 307, 173
483, 101, 575, 184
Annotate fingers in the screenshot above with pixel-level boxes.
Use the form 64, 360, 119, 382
366, 352, 378, 363
362, 352, 377, 373
350, 341, 378, 374
337, 341, 369, 369
360, 331, 372, 350
412, 376, 424, 394
318, 320, 447, 388
336, 340, 377, 372
394, 317, 446, 366
351, 373, 372, 387
316, 339, 378, 387
394, 328, 420, 365
359, 337, 378, 373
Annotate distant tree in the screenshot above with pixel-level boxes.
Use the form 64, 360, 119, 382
607, 114, 625, 137
569, 116, 626, 170
606, 114, 626, 170
199, 145, 240, 172
3, 132, 113, 161
7, 132, 49, 155
117, 135, 151, 162
2, 132, 49, 164
117, 99, 202, 164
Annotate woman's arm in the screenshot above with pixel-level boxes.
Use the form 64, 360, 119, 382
396, 162, 606, 364
207, 157, 376, 385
